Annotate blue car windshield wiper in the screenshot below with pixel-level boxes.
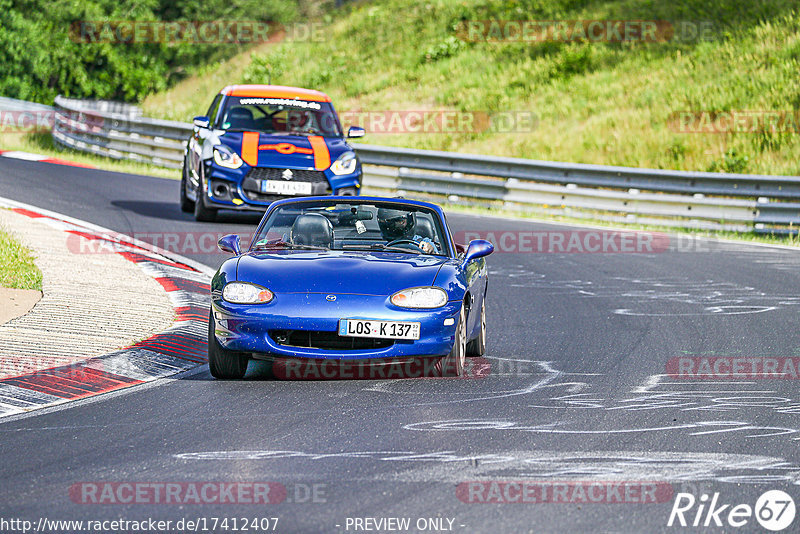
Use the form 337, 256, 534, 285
252, 240, 329, 251
341, 243, 422, 254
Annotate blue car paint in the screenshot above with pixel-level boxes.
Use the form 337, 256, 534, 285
234, 251, 451, 295
212, 294, 462, 359
203, 132, 361, 210
210, 197, 489, 360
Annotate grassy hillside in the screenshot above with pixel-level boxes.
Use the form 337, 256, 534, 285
0, 0, 300, 103
142, 0, 800, 176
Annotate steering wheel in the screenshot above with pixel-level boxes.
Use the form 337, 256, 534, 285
386, 238, 423, 251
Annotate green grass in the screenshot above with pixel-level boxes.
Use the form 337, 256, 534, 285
141, 0, 800, 177
0, 223, 43, 290
6, 0, 800, 249
0, 132, 178, 179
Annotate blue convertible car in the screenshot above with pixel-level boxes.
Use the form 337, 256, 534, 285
209, 197, 493, 379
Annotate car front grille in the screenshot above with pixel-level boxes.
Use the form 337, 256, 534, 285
246, 167, 327, 183
241, 167, 331, 202
270, 330, 394, 351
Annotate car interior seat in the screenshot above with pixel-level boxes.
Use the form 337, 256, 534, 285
290, 214, 334, 248
224, 107, 256, 130
414, 216, 436, 241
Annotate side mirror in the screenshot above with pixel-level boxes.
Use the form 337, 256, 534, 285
218, 234, 241, 255
347, 126, 365, 138
193, 115, 210, 129
464, 239, 494, 262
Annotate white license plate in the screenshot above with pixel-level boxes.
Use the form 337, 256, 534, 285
338, 319, 420, 340
260, 180, 312, 195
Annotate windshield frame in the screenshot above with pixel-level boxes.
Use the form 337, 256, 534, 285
215, 95, 344, 138
249, 198, 455, 258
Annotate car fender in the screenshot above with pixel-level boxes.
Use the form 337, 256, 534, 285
200, 131, 224, 161
432, 261, 468, 306
434, 257, 488, 338
211, 257, 239, 302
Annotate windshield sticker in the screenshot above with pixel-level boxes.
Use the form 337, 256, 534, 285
238, 98, 322, 110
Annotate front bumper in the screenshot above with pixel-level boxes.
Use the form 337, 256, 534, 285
204, 161, 361, 210
211, 292, 461, 359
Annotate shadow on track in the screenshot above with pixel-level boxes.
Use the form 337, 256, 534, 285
111, 200, 264, 225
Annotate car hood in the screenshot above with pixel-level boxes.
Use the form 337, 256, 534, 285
218, 131, 350, 169
235, 250, 451, 295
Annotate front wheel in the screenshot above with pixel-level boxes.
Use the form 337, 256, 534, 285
194, 168, 217, 222
466, 300, 486, 357
208, 310, 248, 379
179, 163, 194, 213
438, 306, 466, 377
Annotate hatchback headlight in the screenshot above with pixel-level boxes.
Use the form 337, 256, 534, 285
391, 287, 448, 308
222, 282, 273, 304
213, 145, 243, 169
330, 151, 358, 175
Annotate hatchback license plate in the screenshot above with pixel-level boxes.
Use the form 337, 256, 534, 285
261, 180, 312, 195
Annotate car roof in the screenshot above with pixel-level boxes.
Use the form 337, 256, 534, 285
221, 85, 332, 103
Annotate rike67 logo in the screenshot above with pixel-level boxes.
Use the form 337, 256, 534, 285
668, 490, 795, 531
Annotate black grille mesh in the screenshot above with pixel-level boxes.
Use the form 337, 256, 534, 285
270, 330, 394, 351
245, 167, 327, 183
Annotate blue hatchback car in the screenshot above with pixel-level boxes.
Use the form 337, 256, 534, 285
181, 85, 365, 221
209, 196, 493, 379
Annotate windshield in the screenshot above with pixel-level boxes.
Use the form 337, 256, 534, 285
216, 96, 342, 137
251, 201, 449, 256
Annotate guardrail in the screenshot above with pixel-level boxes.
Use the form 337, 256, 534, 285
37, 96, 800, 231
53, 96, 190, 169
0, 96, 54, 112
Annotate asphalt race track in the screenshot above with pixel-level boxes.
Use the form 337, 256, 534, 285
1, 158, 799, 533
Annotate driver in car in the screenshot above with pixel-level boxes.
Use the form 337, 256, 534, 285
377, 208, 440, 254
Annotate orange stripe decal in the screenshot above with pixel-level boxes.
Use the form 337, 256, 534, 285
258, 143, 313, 155
241, 132, 259, 166
308, 136, 330, 170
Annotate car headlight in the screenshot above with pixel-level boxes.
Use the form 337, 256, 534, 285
222, 282, 273, 304
391, 287, 448, 308
213, 145, 243, 169
330, 151, 358, 175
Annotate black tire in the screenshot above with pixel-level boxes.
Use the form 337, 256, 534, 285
179, 162, 194, 213
466, 299, 486, 357
438, 306, 466, 377
194, 167, 217, 222
208, 310, 248, 379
